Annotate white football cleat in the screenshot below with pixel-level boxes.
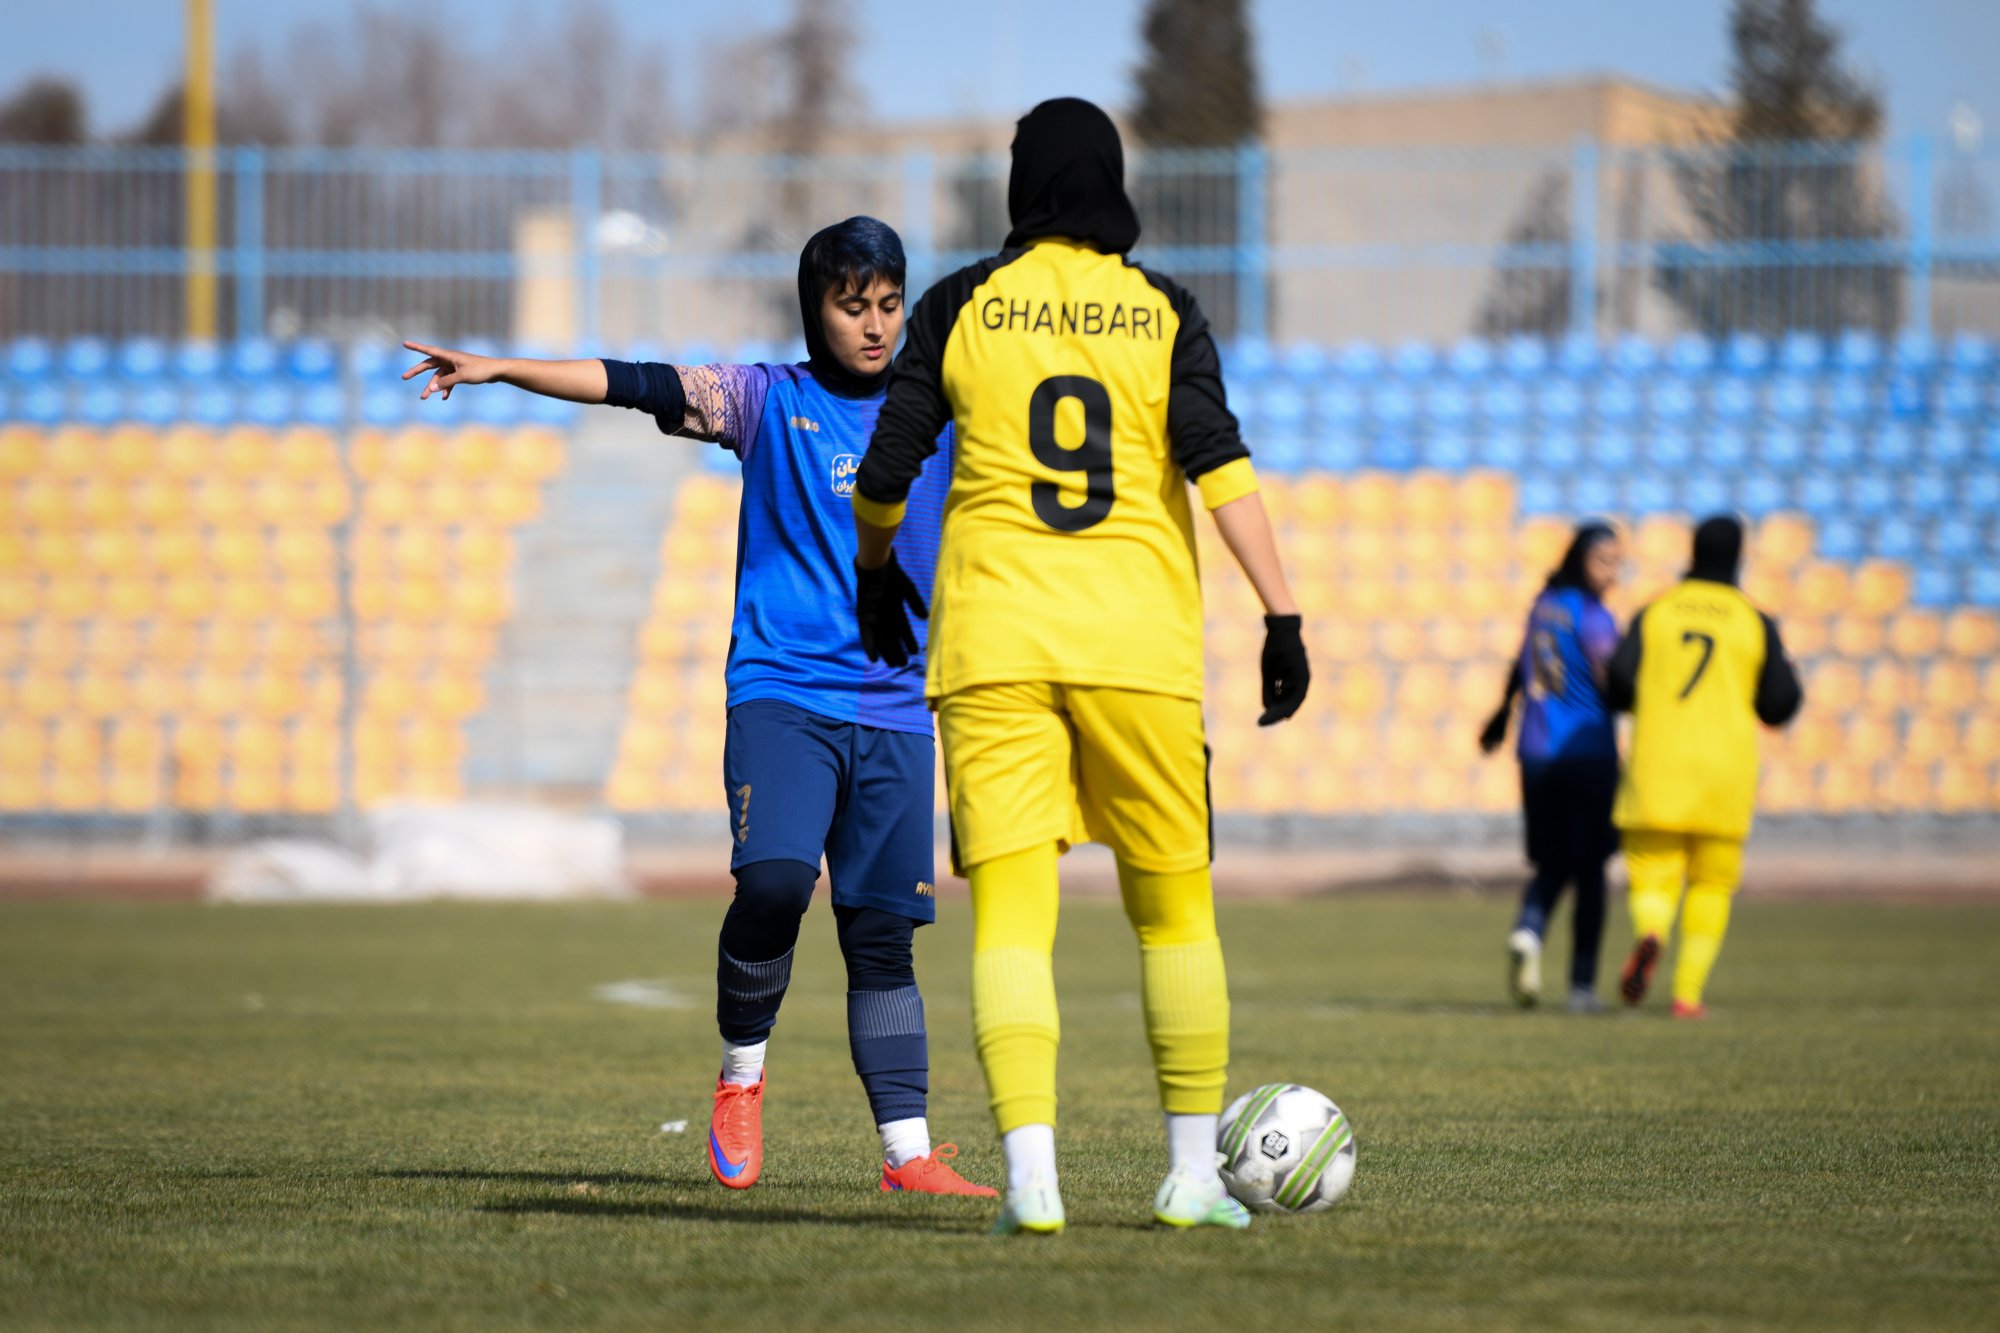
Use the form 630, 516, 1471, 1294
992, 1174, 1065, 1236
1152, 1166, 1252, 1230
1508, 928, 1543, 1008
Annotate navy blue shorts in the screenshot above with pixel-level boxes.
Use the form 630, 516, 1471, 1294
1520, 754, 1619, 872
722, 699, 937, 924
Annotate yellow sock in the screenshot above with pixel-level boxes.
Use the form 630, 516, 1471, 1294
1622, 829, 1685, 944
969, 843, 1062, 1133
1673, 884, 1734, 1007
1629, 884, 1680, 944
1119, 861, 1230, 1116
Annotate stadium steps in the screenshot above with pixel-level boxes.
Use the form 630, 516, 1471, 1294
461, 415, 695, 798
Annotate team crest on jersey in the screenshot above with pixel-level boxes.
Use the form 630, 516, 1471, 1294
831, 453, 861, 497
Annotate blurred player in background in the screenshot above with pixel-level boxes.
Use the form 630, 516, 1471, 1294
851, 98, 1310, 1234
399, 217, 993, 1198
1480, 522, 1624, 1013
1606, 515, 1804, 1019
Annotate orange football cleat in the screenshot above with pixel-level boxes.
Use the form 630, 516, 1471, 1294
879, 1144, 998, 1196
1670, 999, 1709, 1021
1620, 934, 1662, 1007
708, 1073, 765, 1189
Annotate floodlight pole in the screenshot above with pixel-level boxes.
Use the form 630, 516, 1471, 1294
184, 0, 218, 340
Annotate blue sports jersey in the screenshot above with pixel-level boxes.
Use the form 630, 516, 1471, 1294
654, 362, 952, 736
1517, 586, 1620, 763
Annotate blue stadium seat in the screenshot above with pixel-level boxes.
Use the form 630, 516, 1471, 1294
1567, 474, 1617, 515
301, 385, 345, 427
244, 385, 294, 426
0, 385, 12, 420
1966, 471, 2000, 512
1984, 516, 2000, 560
1223, 337, 1274, 383
1757, 426, 1806, 472
1417, 431, 1471, 472
1835, 328, 1882, 374
1701, 428, 1749, 472
1538, 431, 1582, 471
1390, 340, 1437, 380
1421, 382, 1470, 430
1260, 434, 1308, 474
1738, 473, 1787, 517
1816, 427, 1861, 469
1369, 433, 1417, 472
6, 338, 54, 380
1868, 424, 1917, 469
469, 386, 524, 426
1446, 338, 1494, 379
117, 339, 168, 382
1938, 376, 1984, 421
527, 392, 580, 425
77, 384, 121, 424
346, 341, 393, 382
1904, 470, 1953, 517
191, 385, 236, 426
1588, 430, 1636, 471
134, 385, 178, 425
1816, 518, 1864, 561
1309, 432, 1364, 472
1681, 474, 1733, 518
1969, 567, 2000, 609
1709, 377, 1756, 422
1646, 430, 1693, 470
1622, 472, 1675, 515
1666, 333, 1714, 376
1722, 332, 1770, 375
1828, 376, 1873, 422
288, 340, 339, 381
1556, 333, 1600, 378
1928, 517, 1979, 561
1647, 379, 1696, 425
361, 384, 408, 427
1910, 565, 1960, 608
1370, 384, 1416, 431
63, 338, 112, 379
1259, 383, 1308, 431
1479, 382, 1527, 428
1886, 372, 1927, 419
1517, 475, 1563, 515
1892, 329, 1937, 371
1768, 376, 1815, 423
1922, 424, 1970, 469
1778, 331, 1824, 374
1336, 341, 1384, 381
1477, 431, 1526, 471
1313, 383, 1364, 430
1591, 378, 1640, 424
1948, 332, 1993, 374
1502, 335, 1550, 378
1535, 379, 1583, 425
1280, 343, 1331, 382
1871, 517, 1921, 560
1611, 335, 1658, 376
1796, 474, 1842, 518
1844, 473, 1895, 518
232, 338, 281, 381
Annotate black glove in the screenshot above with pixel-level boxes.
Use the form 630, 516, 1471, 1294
1258, 615, 1310, 726
1478, 705, 1512, 755
855, 552, 928, 668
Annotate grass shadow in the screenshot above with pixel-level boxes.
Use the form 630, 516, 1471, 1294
380, 1168, 680, 1187
477, 1195, 990, 1233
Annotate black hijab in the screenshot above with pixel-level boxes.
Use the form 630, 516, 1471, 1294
1545, 521, 1617, 595
1004, 98, 1141, 255
1689, 514, 1744, 585
796, 219, 896, 400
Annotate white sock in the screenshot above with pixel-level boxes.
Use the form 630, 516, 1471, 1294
879, 1117, 931, 1169
1002, 1123, 1058, 1194
1165, 1113, 1220, 1181
720, 1038, 766, 1087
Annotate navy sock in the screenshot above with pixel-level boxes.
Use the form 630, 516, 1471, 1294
715, 859, 816, 1044
1570, 860, 1609, 990
836, 905, 928, 1125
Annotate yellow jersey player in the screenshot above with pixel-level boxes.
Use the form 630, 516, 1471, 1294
1605, 515, 1804, 1019
850, 98, 1310, 1235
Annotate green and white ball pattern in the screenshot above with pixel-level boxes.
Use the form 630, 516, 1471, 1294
1216, 1083, 1356, 1215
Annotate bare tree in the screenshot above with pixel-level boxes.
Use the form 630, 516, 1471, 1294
1475, 172, 1573, 339
0, 78, 86, 143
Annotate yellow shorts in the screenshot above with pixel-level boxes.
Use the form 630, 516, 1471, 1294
936, 682, 1211, 875
1621, 828, 1745, 896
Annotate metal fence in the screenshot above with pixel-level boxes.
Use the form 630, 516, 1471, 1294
2, 138, 1997, 351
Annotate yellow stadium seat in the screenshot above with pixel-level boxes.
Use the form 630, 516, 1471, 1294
1339, 580, 1393, 621
1395, 664, 1450, 717
392, 527, 450, 577
1801, 660, 1858, 713
1944, 610, 1998, 659
452, 527, 512, 574
103, 425, 156, 478
184, 669, 239, 718
0, 764, 42, 810
191, 478, 250, 526
141, 619, 200, 662
304, 671, 344, 718
1843, 714, 1896, 763
1516, 517, 1572, 572
1963, 712, 2000, 760
1887, 611, 1943, 660
480, 478, 542, 525
678, 475, 734, 526
27, 619, 80, 662
286, 767, 340, 814
1376, 619, 1424, 662
448, 427, 504, 477
349, 429, 394, 480
1346, 474, 1399, 526
14, 671, 70, 717
219, 426, 274, 477
279, 579, 338, 623
364, 671, 421, 718
208, 528, 267, 577
1335, 666, 1389, 715
363, 479, 420, 526
1873, 762, 1935, 813
305, 476, 352, 525
159, 425, 212, 478
448, 580, 510, 625
227, 766, 287, 812
17, 477, 71, 526
82, 529, 144, 575
0, 426, 44, 477
1454, 527, 1509, 572
1861, 662, 1910, 713
388, 427, 446, 480
1402, 472, 1456, 528
276, 427, 339, 478
405, 719, 465, 770
605, 765, 657, 810
1458, 472, 1515, 526
351, 578, 395, 622
1813, 763, 1871, 814
1426, 618, 1481, 663
74, 666, 127, 717
31, 529, 86, 574
504, 428, 566, 480
1831, 615, 1884, 659
1752, 512, 1814, 570
1852, 561, 1911, 616
272, 528, 335, 573
392, 580, 447, 623
47, 425, 101, 474
102, 578, 157, 621
435, 622, 493, 665
1794, 562, 1850, 617
1920, 661, 1976, 711
245, 670, 308, 719
425, 479, 475, 527
83, 620, 141, 662
247, 476, 303, 525
106, 767, 163, 814
217, 580, 280, 623
48, 767, 105, 813
630, 670, 680, 716
205, 620, 260, 666
0, 531, 28, 574
619, 718, 677, 767
127, 665, 184, 715
1783, 616, 1827, 659
125, 476, 187, 527
44, 578, 98, 621
1289, 475, 1341, 527
1933, 760, 1990, 814
1758, 761, 1810, 814
423, 674, 484, 719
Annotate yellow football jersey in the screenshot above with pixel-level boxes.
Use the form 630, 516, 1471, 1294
855, 237, 1257, 701
1609, 578, 1803, 839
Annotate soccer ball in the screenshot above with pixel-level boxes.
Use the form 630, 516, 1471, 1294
1216, 1083, 1356, 1215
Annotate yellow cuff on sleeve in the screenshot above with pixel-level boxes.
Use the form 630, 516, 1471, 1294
852, 490, 908, 529
1195, 457, 1260, 511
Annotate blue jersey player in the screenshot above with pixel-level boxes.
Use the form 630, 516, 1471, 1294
1479, 522, 1625, 1012
400, 217, 995, 1198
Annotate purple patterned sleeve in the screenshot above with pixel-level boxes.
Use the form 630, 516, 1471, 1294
1581, 601, 1620, 668
672, 364, 777, 459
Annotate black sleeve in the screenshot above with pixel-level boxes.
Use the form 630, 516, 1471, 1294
857, 257, 1006, 507
600, 359, 686, 424
1499, 654, 1524, 709
1754, 613, 1805, 726
1137, 266, 1251, 482
1604, 608, 1644, 713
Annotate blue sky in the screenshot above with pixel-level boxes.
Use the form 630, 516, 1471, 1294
3, 1, 1993, 148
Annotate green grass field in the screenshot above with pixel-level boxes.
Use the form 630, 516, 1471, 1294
3, 892, 1996, 1330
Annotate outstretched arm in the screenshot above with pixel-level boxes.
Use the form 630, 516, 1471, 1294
1210, 492, 1298, 618
402, 342, 608, 403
